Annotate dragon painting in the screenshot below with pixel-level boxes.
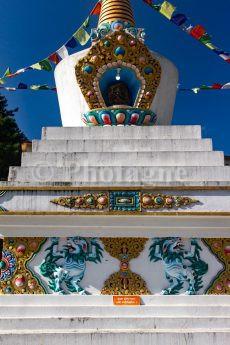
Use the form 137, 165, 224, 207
40, 237, 103, 294
149, 237, 208, 295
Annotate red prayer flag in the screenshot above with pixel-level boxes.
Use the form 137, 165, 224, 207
91, 2, 101, 15
212, 83, 222, 89
190, 25, 206, 39
143, 0, 152, 5
48, 53, 60, 65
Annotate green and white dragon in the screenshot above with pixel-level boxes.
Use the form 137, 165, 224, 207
149, 237, 208, 295
40, 237, 103, 294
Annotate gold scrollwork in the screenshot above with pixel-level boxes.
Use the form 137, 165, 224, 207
141, 193, 199, 209
51, 193, 109, 210
204, 238, 230, 294
75, 30, 161, 110
101, 237, 150, 295
0, 238, 46, 295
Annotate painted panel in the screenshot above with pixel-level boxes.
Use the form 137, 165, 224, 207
0, 237, 229, 295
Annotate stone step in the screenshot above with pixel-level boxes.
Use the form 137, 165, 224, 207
1, 305, 230, 318
42, 126, 202, 140
32, 139, 213, 153
0, 329, 229, 345
8, 165, 230, 183
0, 316, 230, 330
21, 151, 224, 167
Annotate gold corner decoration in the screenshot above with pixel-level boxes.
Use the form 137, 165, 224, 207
51, 193, 109, 209
141, 193, 199, 209
101, 237, 150, 295
0, 238, 46, 295
204, 238, 230, 295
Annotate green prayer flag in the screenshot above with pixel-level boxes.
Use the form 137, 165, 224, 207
3, 67, 11, 78
200, 85, 211, 89
0, 78, 5, 84
38, 84, 49, 90
83, 16, 90, 28
74, 27, 90, 46
200, 33, 212, 44
31, 59, 52, 72
39, 59, 52, 71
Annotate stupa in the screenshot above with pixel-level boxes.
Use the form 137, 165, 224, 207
0, 1, 230, 344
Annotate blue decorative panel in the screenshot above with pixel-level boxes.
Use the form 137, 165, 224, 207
109, 191, 140, 211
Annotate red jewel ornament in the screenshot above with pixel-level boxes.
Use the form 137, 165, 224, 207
16, 244, 26, 254
129, 40, 136, 47
121, 262, 129, 270
224, 245, 230, 255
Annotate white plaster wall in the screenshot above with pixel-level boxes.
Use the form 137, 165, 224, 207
55, 49, 178, 127
2, 190, 230, 213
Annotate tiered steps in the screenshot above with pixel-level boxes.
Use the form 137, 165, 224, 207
8, 126, 230, 184
0, 296, 229, 345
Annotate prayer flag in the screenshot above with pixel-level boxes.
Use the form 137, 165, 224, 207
190, 25, 206, 39
200, 85, 211, 89
31, 59, 52, 71
66, 37, 77, 48
56, 46, 69, 59
83, 17, 90, 28
219, 53, 230, 61
200, 33, 212, 44
38, 85, 49, 90
222, 83, 230, 89
0, 78, 5, 84
212, 83, 222, 89
171, 13, 187, 26
30, 85, 40, 90
143, 0, 152, 5
91, 2, 101, 15
192, 88, 200, 94
18, 83, 28, 89
3, 67, 11, 78
48, 53, 60, 65
74, 27, 90, 46
205, 42, 216, 50
160, 1, 176, 20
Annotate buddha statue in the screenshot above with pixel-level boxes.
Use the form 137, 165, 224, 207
107, 82, 131, 107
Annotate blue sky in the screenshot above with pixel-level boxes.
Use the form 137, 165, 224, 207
0, 0, 230, 153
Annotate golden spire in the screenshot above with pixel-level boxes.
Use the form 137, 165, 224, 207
98, 0, 135, 26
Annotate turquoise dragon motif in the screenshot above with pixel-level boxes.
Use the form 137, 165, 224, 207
40, 237, 103, 294
149, 238, 208, 295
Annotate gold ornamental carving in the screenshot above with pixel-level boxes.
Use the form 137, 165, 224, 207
141, 193, 199, 209
51, 193, 109, 209
75, 30, 161, 110
204, 238, 230, 294
0, 238, 46, 295
101, 237, 150, 295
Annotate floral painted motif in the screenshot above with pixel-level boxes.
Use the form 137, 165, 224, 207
149, 238, 208, 295
0, 250, 17, 281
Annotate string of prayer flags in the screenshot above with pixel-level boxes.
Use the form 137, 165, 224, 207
179, 82, 230, 93
0, 83, 56, 92
142, 0, 230, 64
0, 0, 103, 83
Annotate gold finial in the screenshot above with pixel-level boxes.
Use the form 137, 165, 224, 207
98, 0, 135, 26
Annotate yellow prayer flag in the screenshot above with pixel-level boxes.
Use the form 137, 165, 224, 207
205, 42, 216, 50
160, 1, 176, 20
